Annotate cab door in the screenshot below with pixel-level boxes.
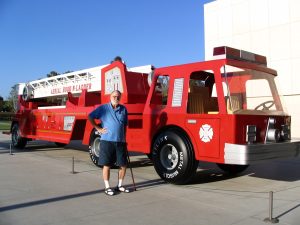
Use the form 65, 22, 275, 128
185, 117, 220, 158
185, 70, 221, 159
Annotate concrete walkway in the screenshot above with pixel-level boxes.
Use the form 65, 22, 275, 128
0, 133, 299, 225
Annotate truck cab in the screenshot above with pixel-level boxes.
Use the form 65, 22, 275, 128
139, 46, 299, 184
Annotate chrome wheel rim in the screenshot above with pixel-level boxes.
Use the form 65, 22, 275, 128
160, 144, 179, 170
92, 137, 100, 158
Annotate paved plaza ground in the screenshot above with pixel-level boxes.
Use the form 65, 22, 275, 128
0, 133, 299, 225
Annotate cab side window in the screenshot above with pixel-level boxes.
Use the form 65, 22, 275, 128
150, 75, 170, 107
187, 71, 219, 114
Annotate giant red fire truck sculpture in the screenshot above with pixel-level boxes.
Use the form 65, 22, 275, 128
11, 47, 300, 184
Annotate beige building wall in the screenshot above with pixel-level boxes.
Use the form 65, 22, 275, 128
204, 0, 300, 138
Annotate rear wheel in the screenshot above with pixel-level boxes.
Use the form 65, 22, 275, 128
11, 123, 27, 149
152, 129, 198, 184
89, 130, 101, 167
217, 163, 249, 174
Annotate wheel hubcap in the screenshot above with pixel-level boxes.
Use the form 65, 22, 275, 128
160, 144, 179, 170
92, 137, 100, 158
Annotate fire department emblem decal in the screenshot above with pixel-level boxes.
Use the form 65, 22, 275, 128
199, 124, 213, 143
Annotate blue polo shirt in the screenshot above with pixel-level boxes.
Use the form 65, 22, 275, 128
89, 103, 128, 142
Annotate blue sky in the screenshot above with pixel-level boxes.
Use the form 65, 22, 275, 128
0, 0, 213, 99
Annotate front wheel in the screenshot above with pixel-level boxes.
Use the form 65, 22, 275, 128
152, 129, 198, 184
89, 130, 101, 167
11, 123, 27, 149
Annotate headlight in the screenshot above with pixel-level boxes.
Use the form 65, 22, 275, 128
281, 124, 291, 140
265, 118, 280, 143
267, 128, 281, 142
246, 125, 256, 144
266, 118, 290, 142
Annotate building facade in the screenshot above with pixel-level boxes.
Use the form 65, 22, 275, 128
204, 0, 300, 138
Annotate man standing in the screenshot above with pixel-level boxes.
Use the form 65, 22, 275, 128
88, 90, 129, 196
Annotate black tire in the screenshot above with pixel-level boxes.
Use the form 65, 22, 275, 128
146, 153, 153, 161
217, 163, 249, 175
152, 129, 198, 184
55, 142, 67, 147
89, 130, 101, 167
11, 123, 27, 149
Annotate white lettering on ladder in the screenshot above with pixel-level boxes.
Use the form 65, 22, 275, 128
50, 83, 92, 95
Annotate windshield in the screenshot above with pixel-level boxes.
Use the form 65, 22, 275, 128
221, 65, 287, 115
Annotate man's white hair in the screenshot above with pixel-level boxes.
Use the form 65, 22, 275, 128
110, 90, 122, 96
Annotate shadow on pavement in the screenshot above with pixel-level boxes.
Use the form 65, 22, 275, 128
0, 179, 165, 213
276, 203, 300, 220
189, 162, 244, 184
0, 141, 11, 153
246, 158, 300, 182
128, 157, 153, 168
190, 158, 300, 184
0, 141, 69, 153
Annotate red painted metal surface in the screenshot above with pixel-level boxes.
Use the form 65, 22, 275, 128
11, 46, 295, 167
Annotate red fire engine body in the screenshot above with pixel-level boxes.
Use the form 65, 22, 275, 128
11, 46, 300, 184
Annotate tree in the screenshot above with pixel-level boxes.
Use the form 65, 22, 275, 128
1, 85, 18, 112
47, 71, 60, 77
9, 85, 19, 112
0, 96, 3, 111
63, 70, 73, 74
2, 100, 13, 112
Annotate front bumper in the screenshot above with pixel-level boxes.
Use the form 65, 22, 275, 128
224, 141, 300, 165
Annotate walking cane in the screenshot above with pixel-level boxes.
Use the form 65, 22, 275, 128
126, 144, 137, 191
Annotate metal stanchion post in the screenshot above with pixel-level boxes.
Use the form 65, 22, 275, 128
264, 191, 279, 223
9, 143, 13, 155
126, 149, 137, 191
71, 156, 75, 174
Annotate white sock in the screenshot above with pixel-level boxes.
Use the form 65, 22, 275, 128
118, 179, 123, 187
104, 180, 110, 189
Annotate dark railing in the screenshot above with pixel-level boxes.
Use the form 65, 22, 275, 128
0, 112, 13, 131
0, 112, 14, 121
